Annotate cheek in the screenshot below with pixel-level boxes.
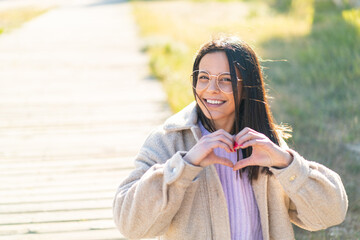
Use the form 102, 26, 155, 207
224, 93, 237, 113
195, 89, 204, 103
195, 95, 206, 110
228, 99, 236, 112
195, 92, 212, 118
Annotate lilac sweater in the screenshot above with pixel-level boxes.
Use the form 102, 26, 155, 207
200, 123, 263, 240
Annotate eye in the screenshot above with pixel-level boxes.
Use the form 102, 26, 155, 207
198, 74, 210, 80
219, 76, 232, 82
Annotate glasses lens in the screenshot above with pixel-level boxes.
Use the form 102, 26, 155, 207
218, 74, 233, 93
193, 71, 233, 93
196, 71, 210, 90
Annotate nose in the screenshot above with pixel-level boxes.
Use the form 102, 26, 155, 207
207, 77, 220, 92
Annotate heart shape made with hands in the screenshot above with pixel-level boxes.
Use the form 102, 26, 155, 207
185, 127, 292, 170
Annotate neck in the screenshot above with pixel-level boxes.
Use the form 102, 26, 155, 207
214, 118, 234, 133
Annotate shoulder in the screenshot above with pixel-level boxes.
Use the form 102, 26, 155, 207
141, 126, 180, 151
139, 102, 199, 157
163, 101, 198, 131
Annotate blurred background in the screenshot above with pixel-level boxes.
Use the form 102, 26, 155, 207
0, 0, 359, 239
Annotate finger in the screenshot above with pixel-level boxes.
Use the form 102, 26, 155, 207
235, 127, 255, 142
207, 140, 234, 153
232, 157, 256, 171
212, 129, 234, 140
210, 129, 235, 147
240, 139, 268, 149
235, 132, 263, 149
207, 135, 235, 151
212, 156, 234, 168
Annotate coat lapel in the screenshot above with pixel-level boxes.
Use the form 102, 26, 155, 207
252, 171, 270, 240
206, 165, 231, 239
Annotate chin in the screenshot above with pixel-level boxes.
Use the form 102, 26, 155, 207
204, 112, 224, 121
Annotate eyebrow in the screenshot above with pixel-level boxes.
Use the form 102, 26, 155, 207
198, 70, 231, 75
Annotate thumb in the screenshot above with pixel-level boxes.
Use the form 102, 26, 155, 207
232, 157, 255, 171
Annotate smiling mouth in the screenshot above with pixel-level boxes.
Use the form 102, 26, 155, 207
204, 99, 226, 105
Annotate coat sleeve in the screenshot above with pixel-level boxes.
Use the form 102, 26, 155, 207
270, 148, 348, 231
112, 128, 203, 239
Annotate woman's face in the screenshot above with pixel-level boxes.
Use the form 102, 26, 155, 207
195, 51, 242, 132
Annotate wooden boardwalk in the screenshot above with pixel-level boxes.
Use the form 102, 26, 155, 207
0, 1, 170, 239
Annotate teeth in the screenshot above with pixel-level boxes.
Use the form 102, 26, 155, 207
206, 99, 224, 105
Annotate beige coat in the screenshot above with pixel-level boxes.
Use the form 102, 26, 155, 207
113, 102, 348, 240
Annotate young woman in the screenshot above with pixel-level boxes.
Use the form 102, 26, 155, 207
113, 37, 348, 240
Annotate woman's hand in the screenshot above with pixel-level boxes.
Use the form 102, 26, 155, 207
184, 129, 235, 168
233, 127, 293, 171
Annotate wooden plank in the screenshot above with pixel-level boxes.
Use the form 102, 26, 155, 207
1, 163, 132, 176
0, 208, 113, 225
0, 157, 133, 171
2, 183, 117, 197
0, 151, 136, 163
0, 228, 126, 240
0, 219, 116, 236
0, 198, 112, 214
0, 169, 132, 186
0, 171, 132, 191
0, 191, 115, 204
0, 219, 115, 233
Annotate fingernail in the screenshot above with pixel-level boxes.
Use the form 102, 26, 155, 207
234, 142, 244, 150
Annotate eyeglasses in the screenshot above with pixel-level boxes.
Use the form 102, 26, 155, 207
191, 70, 242, 93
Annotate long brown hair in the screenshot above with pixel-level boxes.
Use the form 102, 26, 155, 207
192, 36, 289, 181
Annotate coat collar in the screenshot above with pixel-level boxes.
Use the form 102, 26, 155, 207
163, 101, 198, 132
163, 101, 202, 141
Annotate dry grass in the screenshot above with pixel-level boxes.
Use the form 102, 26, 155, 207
133, 1, 312, 111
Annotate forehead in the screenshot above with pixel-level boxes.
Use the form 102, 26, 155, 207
199, 51, 230, 74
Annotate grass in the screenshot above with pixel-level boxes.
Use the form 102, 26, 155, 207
131, 0, 360, 238
0, 7, 49, 35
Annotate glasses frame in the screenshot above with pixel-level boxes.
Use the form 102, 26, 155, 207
191, 70, 242, 94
